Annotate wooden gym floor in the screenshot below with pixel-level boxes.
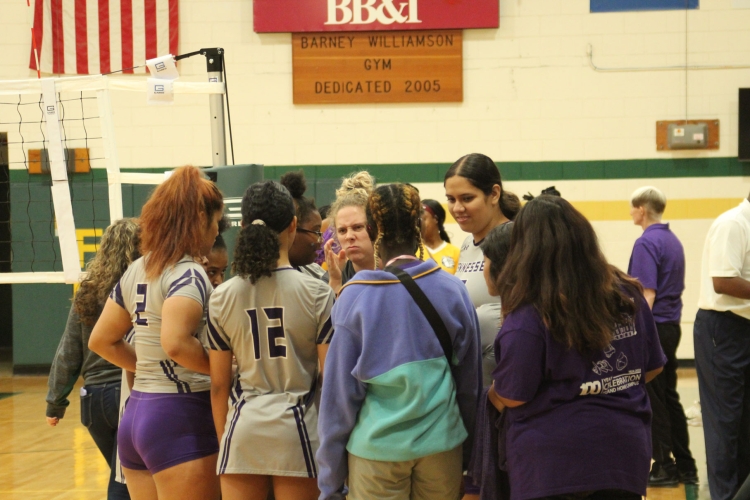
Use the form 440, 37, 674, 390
0, 364, 111, 499
0, 358, 709, 500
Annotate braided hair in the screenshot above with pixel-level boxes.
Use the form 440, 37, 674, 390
234, 181, 295, 284
280, 170, 318, 224
366, 183, 423, 265
422, 199, 450, 244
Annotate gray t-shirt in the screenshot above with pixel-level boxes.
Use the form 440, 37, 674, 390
455, 235, 502, 386
111, 255, 212, 393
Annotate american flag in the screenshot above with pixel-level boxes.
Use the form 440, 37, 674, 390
29, 0, 178, 75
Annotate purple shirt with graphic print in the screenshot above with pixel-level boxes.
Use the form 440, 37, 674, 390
492, 296, 666, 500
627, 223, 685, 324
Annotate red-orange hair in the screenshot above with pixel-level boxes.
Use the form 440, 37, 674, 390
139, 165, 223, 279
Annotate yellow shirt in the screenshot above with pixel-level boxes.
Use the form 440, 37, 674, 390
421, 241, 460, 274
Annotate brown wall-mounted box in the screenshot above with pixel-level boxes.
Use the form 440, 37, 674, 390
27, 148, 91, 174
656, 120, 719, 151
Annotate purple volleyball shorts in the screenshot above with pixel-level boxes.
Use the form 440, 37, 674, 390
118, 390, 219, 474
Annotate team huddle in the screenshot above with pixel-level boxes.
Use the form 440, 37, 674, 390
48, 153, 668, 500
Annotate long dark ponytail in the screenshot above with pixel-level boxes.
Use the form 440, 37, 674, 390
422, 199, 450, 244
234, 181, 295, 284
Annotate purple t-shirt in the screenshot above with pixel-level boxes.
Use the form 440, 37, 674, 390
492, 298, 666, 500
627, 223, 685, 324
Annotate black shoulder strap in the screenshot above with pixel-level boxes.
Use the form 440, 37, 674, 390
385, 265, 454, 365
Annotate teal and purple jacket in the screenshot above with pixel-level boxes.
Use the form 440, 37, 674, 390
316, 260, 482, 500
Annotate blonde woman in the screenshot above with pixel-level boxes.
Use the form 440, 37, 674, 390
46, 218, 140, 500
324, 171, 376, 292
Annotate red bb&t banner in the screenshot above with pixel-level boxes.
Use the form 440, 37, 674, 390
254, 0, 499, 33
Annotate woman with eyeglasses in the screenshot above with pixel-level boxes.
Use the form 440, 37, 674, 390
281, 170, 327, 281
324, 171, 376, 293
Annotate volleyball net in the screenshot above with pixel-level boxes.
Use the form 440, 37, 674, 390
0, 74, 225, 284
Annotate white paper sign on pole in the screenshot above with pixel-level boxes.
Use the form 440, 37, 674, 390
146, 54, 179, 80
147, 78, 175, 105
145, 54, 179, 105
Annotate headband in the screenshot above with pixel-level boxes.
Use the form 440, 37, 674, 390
422, 204, 436, 218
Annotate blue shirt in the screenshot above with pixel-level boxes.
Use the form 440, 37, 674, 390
627, 223, 685, 324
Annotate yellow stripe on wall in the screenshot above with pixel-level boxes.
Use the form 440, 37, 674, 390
443, 198, 741, 223
574, 198, 741, 222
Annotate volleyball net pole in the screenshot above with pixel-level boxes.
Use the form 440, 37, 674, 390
176, 48, 228, 168
205, 49, 228, 168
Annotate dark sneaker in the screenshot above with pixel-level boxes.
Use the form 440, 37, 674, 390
679, 470, 699, 485
648, 467, 680, 487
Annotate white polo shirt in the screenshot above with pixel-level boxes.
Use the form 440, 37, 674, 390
698, 199, 750, 320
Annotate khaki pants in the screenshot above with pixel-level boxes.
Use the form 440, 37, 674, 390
347, 446, 463, 500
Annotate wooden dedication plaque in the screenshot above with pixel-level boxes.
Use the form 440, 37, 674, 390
292, 30, 462, 104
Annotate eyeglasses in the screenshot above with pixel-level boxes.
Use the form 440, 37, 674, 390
297, 228, 323, 240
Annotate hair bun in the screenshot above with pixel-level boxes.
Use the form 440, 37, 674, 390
280, 170, 307, 199
336, 171, 374, 198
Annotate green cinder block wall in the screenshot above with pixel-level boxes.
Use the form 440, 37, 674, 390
8, 157, 749, 371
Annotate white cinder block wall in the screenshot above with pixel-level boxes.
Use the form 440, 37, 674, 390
2, 0, 748, 165
1, 0, 750, 360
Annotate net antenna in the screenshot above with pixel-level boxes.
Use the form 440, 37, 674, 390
0, 50, 229, 284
